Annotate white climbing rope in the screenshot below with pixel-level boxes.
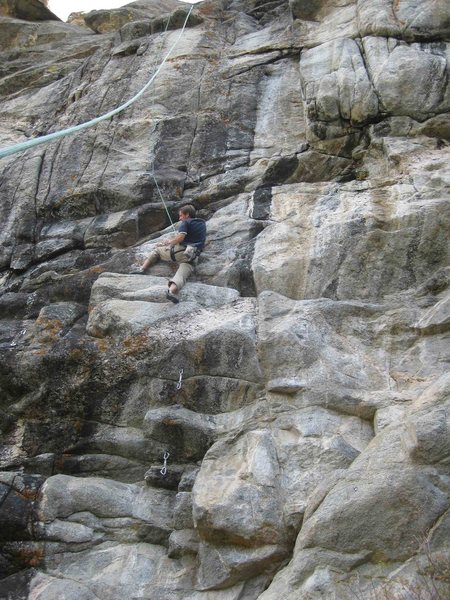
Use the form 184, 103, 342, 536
148, 171, 177, 232
144, 13, 178, 232
0, 5, 194, 159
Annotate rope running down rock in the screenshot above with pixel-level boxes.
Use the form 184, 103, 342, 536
0, 5, 194, 159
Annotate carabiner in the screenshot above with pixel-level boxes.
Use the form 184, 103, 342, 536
176, 368, 184, 390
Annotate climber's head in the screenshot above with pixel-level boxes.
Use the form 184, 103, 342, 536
178, 204, 196, 220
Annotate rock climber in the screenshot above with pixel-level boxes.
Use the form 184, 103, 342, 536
132, 204, 207, 304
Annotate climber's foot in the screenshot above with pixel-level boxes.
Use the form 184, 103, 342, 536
166, 291, 179, 304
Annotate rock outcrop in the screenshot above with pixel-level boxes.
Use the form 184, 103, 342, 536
0, 0, 59, 22
0, 0, 449, 599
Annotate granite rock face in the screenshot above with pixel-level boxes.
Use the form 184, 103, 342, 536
0, 0, 449, 599
0, 0, 59, 22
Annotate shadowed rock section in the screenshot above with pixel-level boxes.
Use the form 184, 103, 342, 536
0, 0, 449, 599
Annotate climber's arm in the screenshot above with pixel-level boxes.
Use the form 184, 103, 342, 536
157, 231, 186, 246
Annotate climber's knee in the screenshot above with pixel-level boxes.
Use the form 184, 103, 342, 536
170, 262, 193, 291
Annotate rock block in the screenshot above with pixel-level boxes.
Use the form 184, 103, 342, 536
362, 37, 450, 120
300, 38, 379, 127
144, 464, 185, 490
144, 405, 216, 463
168, 528, 199, 558
197, 541, 287, 590
357, 0, 450, 40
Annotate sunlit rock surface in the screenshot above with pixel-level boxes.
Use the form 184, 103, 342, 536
0, 0, 449, 598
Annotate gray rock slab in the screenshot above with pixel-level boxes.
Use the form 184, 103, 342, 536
193, 429, 287, 548
298, 466, 448, 561
29, 573, 99, 600
257, 291, 388, 392
89, 272, 240, 308
0, 0, 60, 22
197, 541, 287, 591
144, 463, 185, 490
173, 491, 194, 530
253, 163, 450, 300
36, 302, 85, 326
38, 474, 175, 527
260, 377, 450, 598
116, 374, 263, 426
291, 2, 359, 48
87, 298, 194, 337
362, 37, 450, 120
40, 541, 196, 599
250, 59, 307, 164
260, 390, 449, 598
57, 453, 145, 483
83, 0, 182, 33
72, 423, 158, 463
144, 405, 217, 463
357, 0, 450, 40
168, 528, 199, 558
193, 403, 373, 567
267, 378, 307, 394
300, 37, 378, 126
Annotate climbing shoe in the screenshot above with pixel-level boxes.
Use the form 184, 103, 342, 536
130, 268, 144, 274
166, 291, 179, 304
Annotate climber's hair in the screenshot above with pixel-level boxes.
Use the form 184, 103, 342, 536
179, 204, 196, 218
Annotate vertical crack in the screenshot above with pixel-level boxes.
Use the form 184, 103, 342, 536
356, 37, 386, 115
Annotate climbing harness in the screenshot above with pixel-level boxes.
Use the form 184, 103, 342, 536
177, 368, 184, 390
169, 245, 189, 262
0, 5, 194, 159
160, 450, 170, 476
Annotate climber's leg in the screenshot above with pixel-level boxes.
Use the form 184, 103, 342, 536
166, 262, 194, 303
170, 262, 194, 292
142, 248, 163, 272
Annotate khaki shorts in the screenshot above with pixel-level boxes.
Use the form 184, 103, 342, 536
148, 244, 194, 291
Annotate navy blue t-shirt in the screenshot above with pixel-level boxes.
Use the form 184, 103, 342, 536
179, 218, 207, 250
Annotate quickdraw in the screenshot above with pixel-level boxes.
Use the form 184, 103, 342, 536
160, 451, 170, 476
177, 368, 184, 390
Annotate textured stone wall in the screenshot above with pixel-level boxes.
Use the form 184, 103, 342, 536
0, 1, 449, 599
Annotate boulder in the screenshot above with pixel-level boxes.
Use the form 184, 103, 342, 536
192, 408, 372, 586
